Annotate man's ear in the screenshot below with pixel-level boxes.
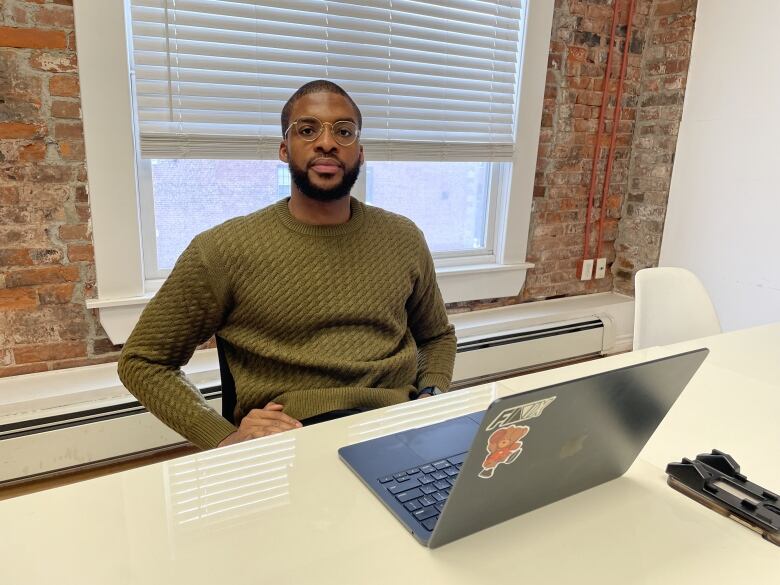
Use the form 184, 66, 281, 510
359, 145, 364, 166
279, 140, 289, 163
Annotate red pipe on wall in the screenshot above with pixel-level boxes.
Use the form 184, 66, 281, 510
581, 0, 621, 271
596, 0, 637, 260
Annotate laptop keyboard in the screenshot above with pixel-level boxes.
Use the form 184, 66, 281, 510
377, 452, 467, 532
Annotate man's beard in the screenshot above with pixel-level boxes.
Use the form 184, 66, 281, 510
289, 159, 361, 202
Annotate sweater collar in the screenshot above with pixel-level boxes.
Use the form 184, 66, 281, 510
274, 196, 365, 237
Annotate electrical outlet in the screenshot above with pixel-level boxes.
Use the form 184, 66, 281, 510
580, 259, 594, 281
595, 257, 607, 279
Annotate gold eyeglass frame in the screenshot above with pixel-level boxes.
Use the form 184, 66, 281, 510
284, 116, 361, 146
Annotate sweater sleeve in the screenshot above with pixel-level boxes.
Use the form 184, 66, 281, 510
117, 237, 237, 450
406, 229, 457, 392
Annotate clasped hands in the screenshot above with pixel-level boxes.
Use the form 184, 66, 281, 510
218, 392, 435, 447
218, 401, 301, 447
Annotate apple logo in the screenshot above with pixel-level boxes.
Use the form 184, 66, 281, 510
559, 434, 588, 459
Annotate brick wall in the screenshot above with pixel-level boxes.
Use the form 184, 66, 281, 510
522, 0, 647, 300
0, 0, 124, 378
0, 0, 697, 377
613, 0, 697, 294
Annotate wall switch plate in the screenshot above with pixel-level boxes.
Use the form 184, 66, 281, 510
579, 259, 594, 281
595, 257, 607, 279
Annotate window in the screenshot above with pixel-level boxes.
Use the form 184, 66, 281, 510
142, 159, 499, 278
365, 161, 497, 256
74, 1, 553, 342
140, 159, 285, 276
276, 164, 291, 198
130, 0, 526, 279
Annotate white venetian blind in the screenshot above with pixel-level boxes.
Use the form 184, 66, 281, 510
130, 0, 524, 160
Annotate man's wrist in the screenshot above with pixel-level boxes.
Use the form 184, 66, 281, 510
415, 386, 443, 399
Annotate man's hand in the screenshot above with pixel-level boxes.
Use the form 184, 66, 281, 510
417, 393, 434, 399
218, 402, 302, 447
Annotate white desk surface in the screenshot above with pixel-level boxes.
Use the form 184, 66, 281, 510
1, 324, 778, 584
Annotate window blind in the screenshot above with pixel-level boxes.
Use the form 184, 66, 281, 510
130, 0, 525, 161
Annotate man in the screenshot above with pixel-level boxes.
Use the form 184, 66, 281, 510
118, 80, 457, 450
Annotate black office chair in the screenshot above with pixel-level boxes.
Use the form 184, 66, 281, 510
216, 336, 237, 425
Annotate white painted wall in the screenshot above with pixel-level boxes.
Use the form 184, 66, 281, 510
660, 0, 780, 331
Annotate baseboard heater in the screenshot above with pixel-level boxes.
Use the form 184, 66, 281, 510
0, 316, 613, 487
452, 317, 611, 388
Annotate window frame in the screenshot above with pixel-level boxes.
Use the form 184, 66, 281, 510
73, 0, 554, 343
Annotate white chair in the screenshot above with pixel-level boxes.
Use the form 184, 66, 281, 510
633, 267, 721, 350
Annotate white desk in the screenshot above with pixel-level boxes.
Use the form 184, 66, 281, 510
1, 324, 778, 584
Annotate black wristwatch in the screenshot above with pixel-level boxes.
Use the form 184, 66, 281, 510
416, 386, 443, 399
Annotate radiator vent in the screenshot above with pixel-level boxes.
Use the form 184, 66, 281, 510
452, 317, 611, 387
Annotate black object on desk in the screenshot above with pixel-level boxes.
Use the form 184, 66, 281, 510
666, 449, 780, 546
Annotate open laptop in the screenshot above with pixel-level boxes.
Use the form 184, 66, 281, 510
339, 348, 708, 548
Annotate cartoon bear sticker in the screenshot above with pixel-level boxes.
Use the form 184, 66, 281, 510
478, 425, 530, 479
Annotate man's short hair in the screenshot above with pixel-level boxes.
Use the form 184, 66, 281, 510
281, 80, 363, 136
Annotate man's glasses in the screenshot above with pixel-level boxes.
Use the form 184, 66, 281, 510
285, 116, 360, 147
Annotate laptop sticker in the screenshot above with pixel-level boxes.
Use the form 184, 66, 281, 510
478, 396, 556, 479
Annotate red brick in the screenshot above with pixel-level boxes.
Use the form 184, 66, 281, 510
75, 203, 91, 220
93, 337, 123, 355
587, 4, 614, 19
54, 121, 83, 139
0, 288, 39, 310
37, 283, 75, 304
11, 5, 30, 25
576, 91, 602, 106
58, 223, 90, 241
0, 187, 19, 205
75, 185, 88, 203
36, 5, 75, 28
3, 164, 73, 183
5, 265, 81, 287
58, 139, 85, 160
49, 75, 80, 97
30, 50, 77, 72
28, 248, 65, 265
655, 0, 683, 16
18, 141, 46, 161
0, 122, 46, 139
67, 244, 93, 262
18, 184, 70, 206
0, 26, 67, 49
51, 100, 81, 119
0, 248, 33, 267
654, 28, 692, 45
0, 225, 50, 247
4, 304, 87, 345
14, 341, 87, 364
0, 363, 49, 378
567, 46, 588, 63
50, 355, 119, 370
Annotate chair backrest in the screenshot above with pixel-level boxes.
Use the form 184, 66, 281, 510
633, 267, 721, 350
216, 336, 237, 424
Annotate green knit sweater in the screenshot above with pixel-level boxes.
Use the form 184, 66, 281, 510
118, 197, 457, 450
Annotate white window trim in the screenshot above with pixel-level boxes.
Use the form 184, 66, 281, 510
74, 0, 554, 344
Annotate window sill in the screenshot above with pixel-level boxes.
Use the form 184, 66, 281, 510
86, 262, 533, 344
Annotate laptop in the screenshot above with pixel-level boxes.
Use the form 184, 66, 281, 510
339, 348, 708, 548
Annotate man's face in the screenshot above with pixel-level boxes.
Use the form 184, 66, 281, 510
279, 92, 364, 202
